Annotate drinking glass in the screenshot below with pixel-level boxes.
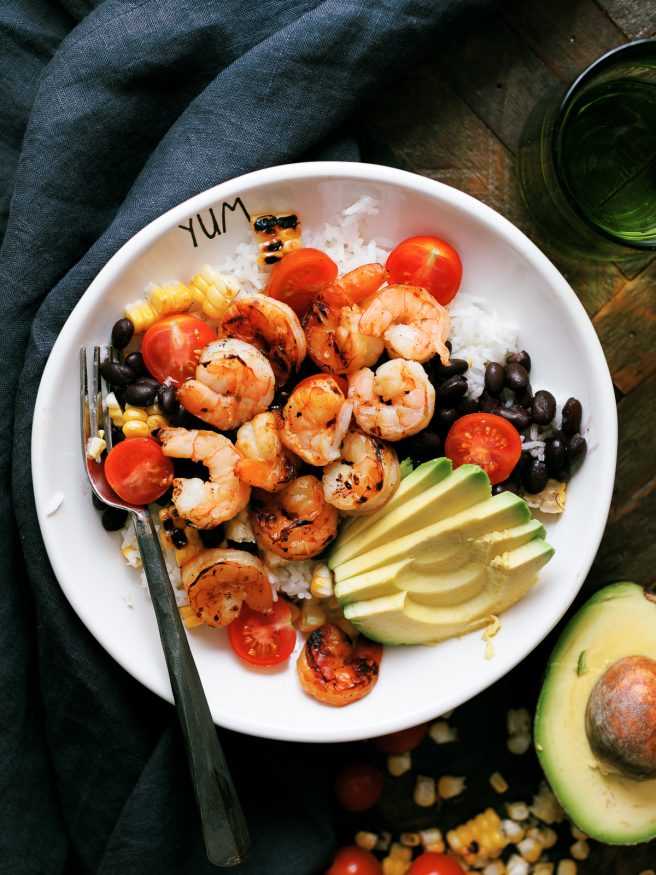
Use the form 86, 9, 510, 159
517, 39, 656, 260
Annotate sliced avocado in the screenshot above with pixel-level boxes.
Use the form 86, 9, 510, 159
334, 490, 530, 584
343, 537, 553, 645
328, 457, 453, 568
535, 582, 656, 845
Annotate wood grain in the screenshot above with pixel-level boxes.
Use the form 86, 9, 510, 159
596, 0, 656, 39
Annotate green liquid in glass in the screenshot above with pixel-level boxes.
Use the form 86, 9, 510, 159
558, 78, 656, 245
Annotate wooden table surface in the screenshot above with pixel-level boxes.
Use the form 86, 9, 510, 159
329, 2, 656, 872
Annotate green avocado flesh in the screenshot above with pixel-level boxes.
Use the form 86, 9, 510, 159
330, 460, 554, 645
535, 582, 656, 844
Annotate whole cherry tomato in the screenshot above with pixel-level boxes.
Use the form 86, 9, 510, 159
444, 413, 522, 486
334, 763, 384, 812
104, 437, 174, 505
371, 722, 429, 754
386, 235, 462, 305
408, 853, 465, 875
325, 845, 383, 875
141, 313, 215, 385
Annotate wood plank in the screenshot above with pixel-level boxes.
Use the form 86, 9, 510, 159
592, 261, 656, 392
504, 0, 625, 82
607, 371, 656, 512
595, 0, 656, 39
438, 13, 558, 154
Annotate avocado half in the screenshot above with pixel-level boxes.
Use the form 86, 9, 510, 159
534, 582, 656, 844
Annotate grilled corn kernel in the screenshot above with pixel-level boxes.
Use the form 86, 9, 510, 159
505, 802, 530, 822
419, 828, 445, 854
530, 782, 564, 824
124, 300, 157, 333
516, 837, 542, 863
489, 772, 508, 793
483, 862, 507, 875
355, 831, 378, 851
501, 820, 526, 843
250, 212, 302, 267
122, 420, 150, 438
299, 602, 326, 632
447, 808, 508, 865
174, 527, 204, 566
147, 414, 169, 432
413, 775, 437, 807
387, 752, 411, 777
556, 862, 577, 875
148, 281, 193, 317
310, 563, 334, 599
429, 720, 458, 744
400, 833, 421, 848
105, 391, 124, 427
527, 826, 558, 849
438, 775, 466, 799
506, 855, 529, 875
179, 604, 204, 628
569, 841, 589, 861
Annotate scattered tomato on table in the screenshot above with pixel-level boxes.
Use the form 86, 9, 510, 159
371, 723, 429, 755
335, 763, 384, 812
325, 845, 383, 875
407, 853, 464, 875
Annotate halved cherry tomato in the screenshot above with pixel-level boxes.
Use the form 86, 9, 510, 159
227, 598, 296, 666
334, 763, 384, 812
325, 845, 383, 875
371, 722, 428, 754
266, 248, 338, 315
141, 314, 215, 385
104, 437, 174, 505
386, 236, 462, 305
444, 413, 522, 486
408, 852, 465, 875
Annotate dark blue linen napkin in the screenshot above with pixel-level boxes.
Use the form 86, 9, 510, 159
0, 1, 498, 872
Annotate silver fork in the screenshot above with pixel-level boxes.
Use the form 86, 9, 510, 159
80, 346, 250, 868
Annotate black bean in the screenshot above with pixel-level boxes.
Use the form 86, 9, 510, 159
531, 389, 556, 425
457, 397, 479, 416
125, 378, 160, 407
438, 375, 468, 405
169, 403, 191, 427
504, 362, 530, 392
397, 431, 442, 465
506, 350, 531, 373
484, 362, 505, 395
111, 426, 124, 445
158, 385, 179, 416
496, 405, 531, 431
200, 525, 225, 549
111, 318, 134, 350
101, 360, 136, 387
478, 391, 499, 413
567, 433, 588, 463
124, 351, 149, 376
437, 358, 468, 379
435, 407, 458, 430
561, 397, 582, 435
101, 506, 129, 531
154, 486, 173, 507
171, 529, 188, 549
91, 492, 107, 511
516, 385, 534, 408
544, 437, 566, 473
492, 475, 521, 496
522, 458, 549, 494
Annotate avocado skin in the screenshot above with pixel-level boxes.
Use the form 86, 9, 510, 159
534, 582, 656, 845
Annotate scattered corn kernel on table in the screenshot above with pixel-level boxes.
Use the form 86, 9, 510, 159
324, 1, 656, 873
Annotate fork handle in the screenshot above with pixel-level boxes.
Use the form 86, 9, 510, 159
131, 509, 250, 868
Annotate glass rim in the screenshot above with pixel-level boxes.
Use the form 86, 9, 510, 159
552, 38, 656, 251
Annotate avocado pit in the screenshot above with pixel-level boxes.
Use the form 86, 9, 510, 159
585, 655, 656, 780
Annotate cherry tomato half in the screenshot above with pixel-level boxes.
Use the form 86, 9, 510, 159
266, 248, 338, 315
371, 722, 428, 754
444, 413, 522, 486
104, 437, 174, 505
408, 852, 465, 875
386, 236, 462, 305
334, 763, 384, 812
141, 314, 215, 385
227, 598, 296, 666
325, 846, 383, 875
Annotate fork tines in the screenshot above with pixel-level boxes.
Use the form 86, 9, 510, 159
80, 345, 112, 464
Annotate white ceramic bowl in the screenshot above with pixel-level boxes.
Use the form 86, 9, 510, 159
32, 162, 617, 742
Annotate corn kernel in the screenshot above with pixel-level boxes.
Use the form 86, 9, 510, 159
501, 820, 526, 843
447, 808, 507, 866
86, 435, 106, 460
299, 602, 326, 632
506, 802, 530, 822
104, 391, 124, 426
375, 832, 392, 852
533, 865, 554, 875
530, 782, 564, 824
335, 617, 359, 638
146, 403, 163, 416
569, 825, 587, 841
429, 720, 458, 744
507, 709, 531, 735
382, 843, 412, 875
507, 733, 531, 755
482, 862, 507, 875
419, 828, 445, 854
149, 281, 193, 317
310, 563, 334, 599
355, 831, 378, 851
527, 826, 558, 849
399, 833, 421, 847
517, 836, 542, 863
438, 775, 466, 799
413, 775, 437, 807
489, 771, 508, 793
147, 414, 169, 432
122, 405, 148, 422
556, 862, 577, 875
179, 604, 204, 628
190, 265, 239, 320
506, 855, 529, 875
124, 300, 156, 333
387, 752, 411, 777
569, 841, 589, 861
122, 420, 150, 438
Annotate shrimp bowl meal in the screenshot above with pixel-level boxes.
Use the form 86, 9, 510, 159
32, 163, 617, 741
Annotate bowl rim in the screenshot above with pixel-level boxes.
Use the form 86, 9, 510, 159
33, 161, 618, 741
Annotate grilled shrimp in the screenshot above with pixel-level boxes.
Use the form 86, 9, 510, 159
177, 338, 275, 431
280, 374, 353, 467
297, 624, 382, 706
303, 264, 386, 374
322, 427, 400, 515
359, 284, 451, 364
250, 474, 339, 560
235, 410, 299, 492
348, 359, 435, 441
180, 548, 272, 627
218, 295, 306, 384
158, 427, 250, 529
